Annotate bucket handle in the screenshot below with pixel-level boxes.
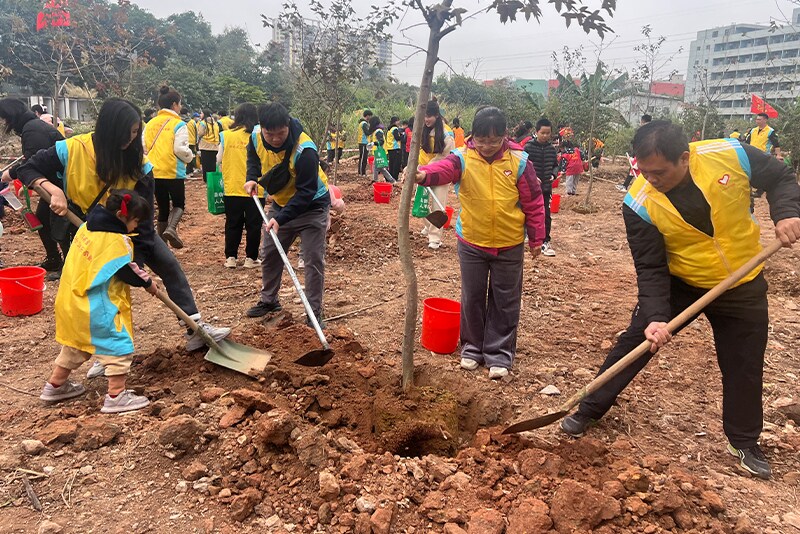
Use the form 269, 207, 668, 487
14, 281, 46, 292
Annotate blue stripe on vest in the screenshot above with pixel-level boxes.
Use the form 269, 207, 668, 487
516, 151, 529, 179
726, 139, 751, 180
88, 255, 134, 356
624, 190, 653, 224
55, 139, 69, 185
142, 161, 154, 176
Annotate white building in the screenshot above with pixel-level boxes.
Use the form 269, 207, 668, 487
685, 8, 800, 119
270, 18, 392, 78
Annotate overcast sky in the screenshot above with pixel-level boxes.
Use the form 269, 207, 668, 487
134, 0, 799, 84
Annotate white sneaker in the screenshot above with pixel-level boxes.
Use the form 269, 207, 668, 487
243, 258, 261, 269
101, 390, 150, 414
615, 184, 627, 192
488, 367, 509, 380
428, 241, 441, 250
460, 358, 479, 371
541, 242, 556, 257
40, 380, 86, 402
87, 361, 106, 379
224, 257, 237, 268
185, 321, 232, 351
297, 258, 305, 269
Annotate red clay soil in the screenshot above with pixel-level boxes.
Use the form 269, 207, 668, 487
0, 154, 798, 533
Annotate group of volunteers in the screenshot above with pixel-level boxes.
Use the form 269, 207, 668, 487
1, 86, 799, 483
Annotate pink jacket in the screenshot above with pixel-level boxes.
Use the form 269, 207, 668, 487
419, 139, 546, 250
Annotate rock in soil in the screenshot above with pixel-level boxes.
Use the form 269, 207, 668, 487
507, 498, 552, 534
550, 479, 621, 532
38, 420, 78, 445
318, 470, 340, 501
182, 460, 208, 481
75, 420, 121, 450
158, 415, 204, 451
38, 520, 63, 534
229, 487, 262, 522
370, 507, 394, 534
254, 409, 296, 447
20, 439, 46, 455
468, 508, 505, 534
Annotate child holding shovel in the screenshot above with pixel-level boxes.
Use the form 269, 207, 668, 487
416, 107, 545, 379
39, 190, 157, 413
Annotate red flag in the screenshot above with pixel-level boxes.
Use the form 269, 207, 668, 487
751, 94, 778, 118
36, 0, 71, 32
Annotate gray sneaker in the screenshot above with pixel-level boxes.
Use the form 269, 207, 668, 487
40, 380, 86, 402
101, 390, 150, 414
185, 322, 231, 351
86, 361, 106, 379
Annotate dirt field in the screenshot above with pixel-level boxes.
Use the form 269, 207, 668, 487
0, 157, 798, 534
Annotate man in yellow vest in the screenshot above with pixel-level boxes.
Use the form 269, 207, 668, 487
561, 121, 800, 480
244, 103, 330, 326
743, 112, 781, 159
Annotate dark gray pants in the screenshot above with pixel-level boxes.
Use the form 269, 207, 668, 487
259, 205, 329, 317
143, 235, 198, 316
458, 241, 524, 369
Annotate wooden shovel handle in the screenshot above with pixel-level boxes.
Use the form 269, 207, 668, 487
32, 184, 84, 228
559, 240, 784, 412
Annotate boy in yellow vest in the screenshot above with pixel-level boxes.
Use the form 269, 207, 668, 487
561, 121, 800, 480
415, 107, 545, 380
244, 103, 330, 327
40, 190, 158, 413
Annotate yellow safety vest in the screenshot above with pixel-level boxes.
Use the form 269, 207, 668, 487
329, 132, 345, 149
186, 119, 198, 146
359, 120, 369, 144
220, 128, 263, 197
748, 126, 774, 153
55, 133, 152, 213
200, 120, 220, 144
384, 126, 400, 151
219, 116, 234, 131
56, 121, 66, 137
55, 224, 135, 356
144, 109, 186, 179
452, 147, 528, 248
730, 131, 740, 139
252, 130, 329, 207
624, 139, 762, 289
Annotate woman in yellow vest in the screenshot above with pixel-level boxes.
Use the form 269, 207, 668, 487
17, 97, 232, 360
415, 107, 545, 379
185, 112, 200, 176
197, 109, 221, 183
384, 116, 403, 183
216, 103, 264, 269
419, 100, 455, 249
144, 86, 194, 249
40, 190, 157, 413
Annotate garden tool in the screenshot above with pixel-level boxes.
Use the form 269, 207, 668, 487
424, 186, 448, 229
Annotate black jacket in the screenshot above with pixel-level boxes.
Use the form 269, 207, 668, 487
523, 138, 559, 192
8, 112, 64, 180
246, 118, 329, 226
16, 144, 156, 263
85, 205, 152, 289
625, 143, 800, 323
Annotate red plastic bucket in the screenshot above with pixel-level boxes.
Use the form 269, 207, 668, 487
552, 178, 560, 188
0, 266, 46, 317
421, 298, 461, 354
443, 206, 455, 229
372, 182, 392, 204
550, 193, 561, 214
330, 184, 342, 200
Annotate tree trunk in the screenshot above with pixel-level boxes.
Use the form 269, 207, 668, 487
333, 112, 342, 185
582, 101, 598, 208
701, 107, 708, 140
398, 18, 447, 393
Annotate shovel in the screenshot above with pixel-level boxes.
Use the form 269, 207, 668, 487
502, 239, 784, 434
34, 184, 273, 376
251, 193, 335, 367
156, 290, 272, 377
424, 186, 449, 229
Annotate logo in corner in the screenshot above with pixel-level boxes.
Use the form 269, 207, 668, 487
503, 170, 513, 177
718, 174, 730, 185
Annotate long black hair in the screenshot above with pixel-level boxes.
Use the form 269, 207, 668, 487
0, 98, 35, 135
93, 98, 145, 186
231, 103, 258, 134
421, 100, 445, 154
106, 189, 152, 221
368, 116, 382, 135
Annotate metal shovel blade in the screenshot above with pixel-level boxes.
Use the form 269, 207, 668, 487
425, 210, 448, 229
294, 348, 335, 367
501, 409, 569, 434
204, 338, 273, 377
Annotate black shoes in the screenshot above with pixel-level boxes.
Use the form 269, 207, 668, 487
560, 412, 597, 437
40, 256, 63, 272
306, 313, 326, 330
728, 443, 771, 480
246, 300, 283, 318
